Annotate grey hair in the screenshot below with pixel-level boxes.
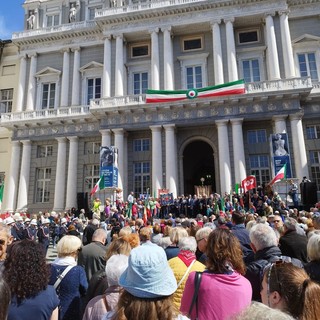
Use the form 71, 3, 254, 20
195, 227, 213, 240
249, 223, 277, 251
284, 217, 297, 231
105, 254, 128, 286
0, 223, 11, 237
178, 236, 197, 253
157, 236, 172, 249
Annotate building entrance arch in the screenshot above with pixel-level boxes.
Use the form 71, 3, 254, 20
181, 139, 216, 196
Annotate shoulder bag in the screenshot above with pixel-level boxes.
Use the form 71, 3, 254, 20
188, 271, 203, 320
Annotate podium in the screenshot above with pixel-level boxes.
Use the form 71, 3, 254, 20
300, 182, 317, 208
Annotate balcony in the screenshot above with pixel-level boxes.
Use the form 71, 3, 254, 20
12, 21, 97, 41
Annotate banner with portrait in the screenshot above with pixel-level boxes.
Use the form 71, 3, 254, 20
160, 193, 174, 206
100, 146, 119, 188
270, 133, 292, 178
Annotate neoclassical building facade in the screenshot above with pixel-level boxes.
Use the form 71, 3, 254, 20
1, 0, 320, 212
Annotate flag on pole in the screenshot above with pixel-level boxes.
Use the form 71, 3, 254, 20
90, 176, 104, 196
241, 175, 257, 193
269, 164, 287, 186
0, 183, 4, 204
146, 79, 245, 103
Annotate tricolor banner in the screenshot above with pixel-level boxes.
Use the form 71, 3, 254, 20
146, 79, 245, 103
269, 164, 287, 186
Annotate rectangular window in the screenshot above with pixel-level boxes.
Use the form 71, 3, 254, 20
84, 164, 100, 191
46, 14, 59, 27
2, 65, 15, 76
134, 139, 150, 152
247, 129, 267, 144
36, 168, 51, 203
84, 142, 101, 154
133, 72, 148, 94
37, 145, 53, 158
131, 44, 149, 58
249, 155, 270, 186
298, 53, 318, 81
0, 89, 13, 114
183, 36, 203, 52
87, 78, 101, 105
242, 59, 260, 82
42, 83, 56, 109
134, 162, 151, 195
186, 66, 202, 89
310, 150, 320, 165
89, 6, 102, 20
238, 30, 259, 44
311, 167, 320, 191
306, 125, 320, 139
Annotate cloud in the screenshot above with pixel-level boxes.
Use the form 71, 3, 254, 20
0, 15, 12, 39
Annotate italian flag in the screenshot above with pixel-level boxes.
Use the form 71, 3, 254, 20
146, 79, 245, 103
90, 175, 104, 196
269, 164, 287, 186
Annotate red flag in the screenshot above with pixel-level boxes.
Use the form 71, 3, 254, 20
241, 175, 257, 193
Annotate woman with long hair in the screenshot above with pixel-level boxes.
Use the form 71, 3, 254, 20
180, 229, 252, 320
3, 240, 59, 320
260, 262, 320, 320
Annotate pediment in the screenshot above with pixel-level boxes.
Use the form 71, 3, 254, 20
79, 61, 103, 72
35, 67, 61, 77
292, 34, 320, 44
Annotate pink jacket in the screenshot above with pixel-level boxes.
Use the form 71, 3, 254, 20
180, 271, 252, 320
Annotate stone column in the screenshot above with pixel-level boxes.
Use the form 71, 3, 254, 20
16, 55, 27, 112
150, 125, 163, 197
150, 28, 160, 90
71, 47, 81, 106
211, 20, 224, 85
279, 10, 296, 78
100, 129, 112, 147
231, 119, 246, 184
115, 34, 124, 96
61, 49, 70, 107
164, 124, 178, 198
265, 13, 281, 80
65, 136, 78, 210
289, 114, 308, 179
224, 18, 238, 82
16, 140, 32, 210
53, 137, 67, 211
113, 129, 125, 192
5, 141, 21, 212
162, 27, 174, 90
216, 120, 232, 194
26, 53, 37, 111
272, 115, 287, 133
103, 36, 112, 97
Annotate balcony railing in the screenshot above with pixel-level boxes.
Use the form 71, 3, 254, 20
96, 0, 208, 17
12, 21, 97, 39
90, 94, 145, 109
0, 105, 90, 124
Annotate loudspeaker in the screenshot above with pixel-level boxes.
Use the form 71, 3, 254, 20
77, 192, 89, 212
300, 182, 318, 207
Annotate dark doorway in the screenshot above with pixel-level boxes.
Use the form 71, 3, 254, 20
183, 140, 215, 195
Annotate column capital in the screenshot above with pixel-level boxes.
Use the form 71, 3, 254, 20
278, 9, 290, 16
27, 52, 37, 58
11, 140, 21, 147
70, 46, 81, 53
56, 137, 67, 143
114, 33, 124, 40
112, 128, 125, 135
289, 112, 304, 121
100, 129, 112, 135
215, 119, 229, 127
163, 124, 175, 131
161, 26, 172, 33
264, 12, 276, 19
150, 125, 162, 132
21, 140, 32, 146
103, 33, 113, 40
67, 136, 78, 142
19, 53, 27, 59
230, 118, 244, 125
149, 27, 159, 34
224, 17, 235, 24
272, 114, 288, 122
61, 48, 70, 54
210, 19, 222, 27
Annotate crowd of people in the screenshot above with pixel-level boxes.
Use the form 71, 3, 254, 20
1, 189, 320, 320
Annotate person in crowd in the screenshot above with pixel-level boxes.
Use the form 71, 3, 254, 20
245, 222, 303, 301
37, 218, 50, 254
59, 218, 68, 240
151, 223, 163, 245
0, 278, 11, 320
312, 212, 320, 230
231, 211, 254, 264
279, 217, 308, 264
305, 233, 320, 283
169, 236, 205, 309
22, 218, 38, 240
165, 227, 188, 260
260, 262, 320, 320
102, 243, 186, 320
195, 226, 213, 263
67, 224, 80, 237
82, 254, 129, 320
288, 179, 299, 208
84, 238, 132, 308
4, 240, 59, 320
0, 223, 13, 274
49, 235, 88, 320
180, 229, 252, 320
82, 219, 99, 245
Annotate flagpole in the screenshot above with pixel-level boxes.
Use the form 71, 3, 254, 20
286, 179, 288, 208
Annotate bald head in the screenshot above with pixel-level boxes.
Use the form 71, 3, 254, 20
92, 228, 107, 244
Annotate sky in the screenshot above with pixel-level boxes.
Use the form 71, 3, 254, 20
0, 0, 25, 40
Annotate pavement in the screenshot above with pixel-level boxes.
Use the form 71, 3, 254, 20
46, 245, 58, 263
